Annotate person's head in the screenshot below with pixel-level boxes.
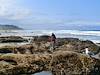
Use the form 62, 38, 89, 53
52, 33, 55, 36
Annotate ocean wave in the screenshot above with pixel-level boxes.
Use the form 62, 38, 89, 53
0, 30, 100, 43
1, 30, 100, 36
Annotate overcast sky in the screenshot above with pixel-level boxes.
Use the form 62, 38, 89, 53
0, 0, 100, 30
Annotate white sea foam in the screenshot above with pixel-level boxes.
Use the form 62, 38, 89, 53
0, 30, 100, 43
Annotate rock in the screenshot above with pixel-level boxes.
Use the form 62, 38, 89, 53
0, 51, 100, 75
0, 36, 99, 55
0, 36, 100, 74
15, 42, 51, 54
0, 36, 97, 54
16, 44, 33, 54
0, 36, 27, 43
0, 46, 15, 53
51, 51, 99, 75
13, 37, 100, 54
35, 35, 50, 42
57, 38, 100, 54
0, 53, 52, 75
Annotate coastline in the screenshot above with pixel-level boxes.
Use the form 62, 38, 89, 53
0, 31, 99, 75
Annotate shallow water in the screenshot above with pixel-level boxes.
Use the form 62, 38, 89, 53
32, 71, 52, 75
20, 71, 52, 75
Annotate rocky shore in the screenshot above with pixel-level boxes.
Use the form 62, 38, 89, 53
0, 35, 100, 75
0, 36, 27, 43
0, 51, 100, 75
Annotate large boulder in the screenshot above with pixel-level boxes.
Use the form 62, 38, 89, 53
0, 53, 52, 75
51, 51, 100, 75
0, 51, 100, 75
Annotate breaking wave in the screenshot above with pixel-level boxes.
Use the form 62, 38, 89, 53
0, 30, 100, 43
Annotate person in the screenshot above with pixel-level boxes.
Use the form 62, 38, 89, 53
49, 33, 56, 51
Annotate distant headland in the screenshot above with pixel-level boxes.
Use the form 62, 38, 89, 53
0, 25, 23, 30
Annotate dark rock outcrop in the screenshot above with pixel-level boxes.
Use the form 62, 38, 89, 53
0, 46, 13, 53
0, 36, 27, 43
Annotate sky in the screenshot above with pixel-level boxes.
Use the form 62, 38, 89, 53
0, 0, 100, 30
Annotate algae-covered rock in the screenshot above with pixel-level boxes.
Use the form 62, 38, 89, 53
0, 53, 52, 75
57, 38, 100, 54
0, 36, 100, 75
16, 42, 51, 54
0, 36, 99, 55
50, 51, 98, 75
13, 37, 100, 54
0, 51, 99, 75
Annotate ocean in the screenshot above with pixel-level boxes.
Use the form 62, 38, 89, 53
0, 30, 100, 43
